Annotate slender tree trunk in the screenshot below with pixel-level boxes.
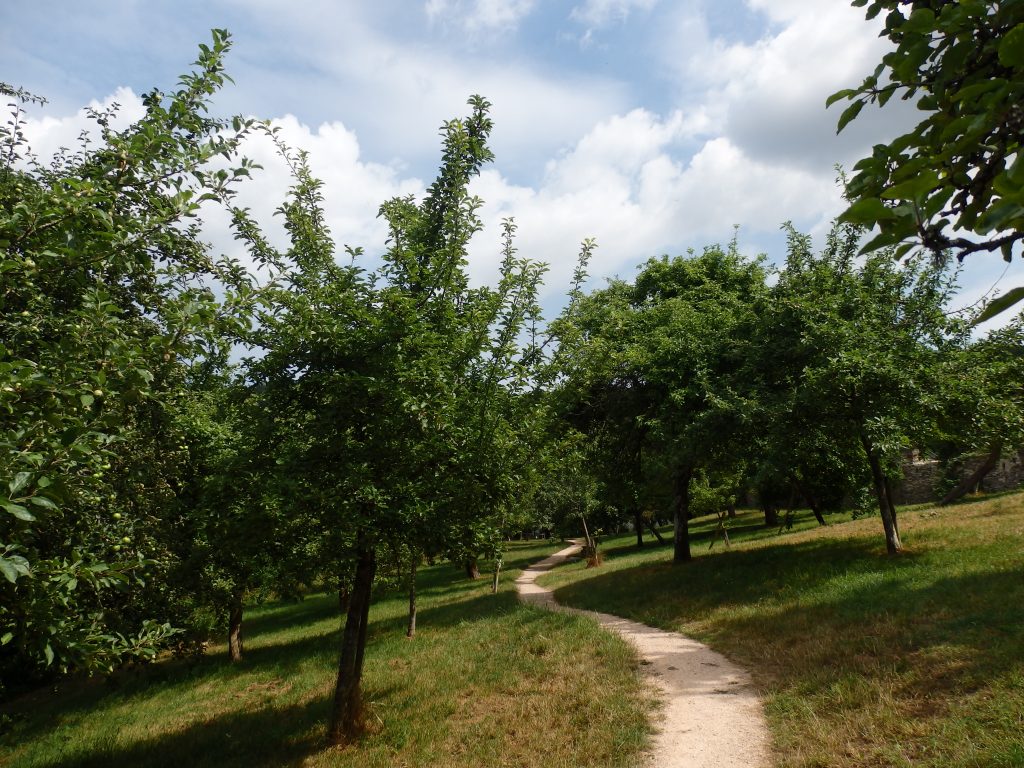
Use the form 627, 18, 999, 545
634, 509, 645, 548
646, 520, 666, 544
465, 557, 480, 579
791, 475, 826, 526
941, 441, 1003, 505
327, 542, 377, 745
491, 556, 502, 594
726, 500, 737, 519
647, 522, 665, 544
672, 465, 693, 563
883, 475, 900, 539
580, 514, 593, 550
338, 580, 351, 612
406, 555, 418, 639
860, 433, 902, 555
228, 590, 244, 663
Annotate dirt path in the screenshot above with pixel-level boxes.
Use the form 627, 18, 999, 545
516, 543, 770, 768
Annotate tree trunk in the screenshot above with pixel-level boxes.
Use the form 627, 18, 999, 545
464, 557, 481, 580
791, 475, 826, 526
491, 556, 502, 594
338, 581, 351, 612
941, 441, 1003, 505
634, 509, 644, 548
883, 475, 900, 539
860, 433, 902, 555
672, 465, 693, 563
726, 500, 737, 519
228, 591, 244, 663
327, 542, 377, 745
763, 505, 779, 527
646, 520, 666, 545
406, 555, 418, 639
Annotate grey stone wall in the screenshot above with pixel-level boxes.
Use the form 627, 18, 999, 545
892, 449, 1024, 505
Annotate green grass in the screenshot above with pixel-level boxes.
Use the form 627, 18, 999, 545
0, 540, 654, 768
540, 496, 1024, 768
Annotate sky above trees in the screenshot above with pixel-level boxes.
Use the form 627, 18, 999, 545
4, 0, 1022, 315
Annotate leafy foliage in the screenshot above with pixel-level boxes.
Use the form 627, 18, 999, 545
0, 30, 257, 686
832, 1, 1024, 265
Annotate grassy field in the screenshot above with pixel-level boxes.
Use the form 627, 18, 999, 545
0, 540, 654, 768
540, 494, 1024, 768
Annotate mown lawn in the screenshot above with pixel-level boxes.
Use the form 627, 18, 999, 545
1, 540, 654, 768
541, 494, 1024, 768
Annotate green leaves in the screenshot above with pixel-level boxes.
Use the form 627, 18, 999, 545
880, 170, 940, 202
972, 286, 1024, 326
998, 24, 1024, 68
837, 0, 1024, 261
9, 471, 31, 496
836, 99, 865, 133
2, 500, 35, 521
0, 551, 30, 583
1, 29, 263, 681
826, 88, 858, 108
840, 197, 897, 225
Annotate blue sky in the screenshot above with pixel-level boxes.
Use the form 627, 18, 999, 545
4, 0, 1022, 316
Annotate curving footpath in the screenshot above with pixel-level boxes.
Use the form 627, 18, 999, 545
516, 543, 770, 768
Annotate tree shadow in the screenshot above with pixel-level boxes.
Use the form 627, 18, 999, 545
242, 592, 339, 638
2, 547, 563, 758
368, 589, 555, 638
22, 696, 332, 768
553, 534, 1024, 703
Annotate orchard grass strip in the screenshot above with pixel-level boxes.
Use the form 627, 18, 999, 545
0, 540, 654, 768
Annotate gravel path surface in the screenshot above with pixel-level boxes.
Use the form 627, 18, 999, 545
516, 543, 771, 768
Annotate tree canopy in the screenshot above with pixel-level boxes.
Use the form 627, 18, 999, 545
831, 1, 1024, 266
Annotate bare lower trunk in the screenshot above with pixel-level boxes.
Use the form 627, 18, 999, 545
634, 509, 644, 548
791, 475, 826, 526
861, 433, 902, 555
338, 581, 351, 612
490, 556, 502, 594
465, 557, 480, 580
941, 441, 1003, 505
763, 505, 779, 527
647, 520, 666, 545
672, 465, 693, 563
883, 475, 900, 539
327, 542, 377, 745
228, 592, 244, 662
727, 501, 737, 519
406, 555, 418, 639
580, 514, 594, 550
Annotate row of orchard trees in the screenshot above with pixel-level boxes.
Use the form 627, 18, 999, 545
544, 225, 1024, 561
4, 3, 1024, 743
0, 33, 549, 742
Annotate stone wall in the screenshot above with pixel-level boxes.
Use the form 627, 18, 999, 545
892, 449, 1024, 505
892, 457, 942, 505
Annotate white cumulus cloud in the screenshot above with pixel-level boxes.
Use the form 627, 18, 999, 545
571, 0, 659, 28
425, 0, 538, 33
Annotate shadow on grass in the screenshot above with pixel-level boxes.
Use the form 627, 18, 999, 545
0, 619, 341, 750
595, 510, 829, 559
239, 593, 342, 642
554, 534, 1024, 691
24, 696, 331, 768
2, 544, 562, 761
